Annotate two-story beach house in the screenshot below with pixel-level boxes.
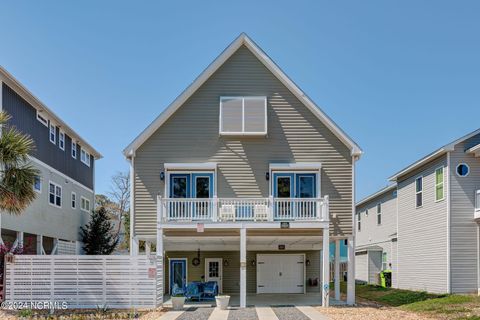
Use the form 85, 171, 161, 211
124, 34, 362, 307
0, 67, 102, 255
356, 129, 480, 295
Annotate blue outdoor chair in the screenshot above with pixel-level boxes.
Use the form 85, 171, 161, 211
202, 281, 218, 300
171, 283, 184, 296
185, 282, 202, 301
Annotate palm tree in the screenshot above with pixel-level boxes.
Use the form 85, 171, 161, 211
0, 111, 39, 214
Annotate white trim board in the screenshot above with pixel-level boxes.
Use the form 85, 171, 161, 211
123, 33, 362, 158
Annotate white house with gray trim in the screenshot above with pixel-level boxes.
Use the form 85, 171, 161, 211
356, 129, 480, 295
0, 66, 102, 255
124, 33, 361, 307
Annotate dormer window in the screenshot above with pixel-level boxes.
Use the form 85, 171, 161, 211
219, 96, 267, 135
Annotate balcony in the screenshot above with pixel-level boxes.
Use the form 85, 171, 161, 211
157, 196, 329, 223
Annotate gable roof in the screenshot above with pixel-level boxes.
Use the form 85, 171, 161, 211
123, 33, 362, 158
389, 127, 480, 181
0, 66, 102, 159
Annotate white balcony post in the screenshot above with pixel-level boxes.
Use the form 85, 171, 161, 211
37, 234, 44, 255
323, 195, 329, 221
131, 236, 139, 256
269, 196, 274, 221
322, 227, 330, 307
334, 239, 341, 300
213, 196, 218, 222
145, 241, 151, 255
240, 227, 247, 308
16, 231, 24, 251
347, 235, 355, 305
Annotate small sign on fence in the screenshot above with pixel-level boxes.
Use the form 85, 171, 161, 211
148, 267, 156, 279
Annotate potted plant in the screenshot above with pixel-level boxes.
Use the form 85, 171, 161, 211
215, 295, 230, 310
171, 293, 186, 310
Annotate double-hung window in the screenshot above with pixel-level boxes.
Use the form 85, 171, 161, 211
49, 182, 62, 207
476, 190, 480, 212
219, 96, 267, 135
59, 131, 65, 150
435, 167, 444, 201
81, 197, 91, 212
71, 141, 77, 159
81, 148, 91, 167
416, 176, 423, 208
382, 252, 388, 270
377, 203, 382, 225
71, 192, 77, 209
49, 123, 56, 144
357, 212, 361, 231
34, 176, 42, 193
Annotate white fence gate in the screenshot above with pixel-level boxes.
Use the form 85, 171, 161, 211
5, 255, 161, 309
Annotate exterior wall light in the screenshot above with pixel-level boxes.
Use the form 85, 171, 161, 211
160, 171, 165, 180
265, 172, 269, 181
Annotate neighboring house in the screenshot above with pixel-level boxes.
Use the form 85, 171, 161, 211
0, 67, 102, 255
124, 34, 362, 307
356, 129, 480, 295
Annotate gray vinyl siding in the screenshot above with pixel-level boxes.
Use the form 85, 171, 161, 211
449, 133, 480, 294
164, 250, 320, 294
356, 188, 397, 248
397, 155, 448, 294
2, 83, 94, 189
1, 159, 92, 241
355, 252, 368, 282
134, 45, 353, 237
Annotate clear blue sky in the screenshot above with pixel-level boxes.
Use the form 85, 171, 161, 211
1, 1, 479, 200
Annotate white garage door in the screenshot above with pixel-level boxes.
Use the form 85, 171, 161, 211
257, 254, 305, 294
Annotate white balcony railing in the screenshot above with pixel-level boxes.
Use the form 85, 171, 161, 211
157, 196, 329, 223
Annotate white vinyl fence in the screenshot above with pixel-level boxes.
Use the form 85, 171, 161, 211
5, 255, 161, 309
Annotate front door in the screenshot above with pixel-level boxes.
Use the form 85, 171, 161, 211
169, 259, 187, 294
205, 258, 223, 293
273, 172, 317, 219
169, 173, 214, 220
273, 173, 294, 218
192, 173, 214, 219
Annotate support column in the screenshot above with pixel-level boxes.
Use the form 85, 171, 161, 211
322, 227, 330, 307
131, 236, 140, 256
334, 239, 341, 301
37, 234, 44, 255
0, 213, 4, 245
17, 231, 24, 250
240, 227, 247, 308
145, 241, 151, 255
156, 227, 164, 306
347, 236, 355, 305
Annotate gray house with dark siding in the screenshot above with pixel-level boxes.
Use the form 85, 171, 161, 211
356, 129, 480, 295
124, 34, 362, 307
0, 66, 102, 255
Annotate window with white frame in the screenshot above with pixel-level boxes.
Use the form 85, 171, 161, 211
377, 203, 382, 225
49, 123, 56, 144
80, 148, 90, 167
382, 252, 388, 270
357, 212, 361, 231
81, 197, 91, 212
435, 167, 444, 201
71, 141, 77, 159
416, 176, 423, 208
36, 111, 48, 126
219, 96, 267, 135
33, 176, 41, 193
48, 182, 62, 207
71, 192, 76, 209
59, 131, 65, 150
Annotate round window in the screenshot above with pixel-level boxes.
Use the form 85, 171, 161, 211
456, 163, 470, 177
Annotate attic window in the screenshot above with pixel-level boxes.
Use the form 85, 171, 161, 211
219, 97, 267, 135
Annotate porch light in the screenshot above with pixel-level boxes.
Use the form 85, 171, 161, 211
306, 259, 311, 266
160, 171, 165, 180
223, 259, 229, 267
265, 172, 269, 181
250, 259, 256, 266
